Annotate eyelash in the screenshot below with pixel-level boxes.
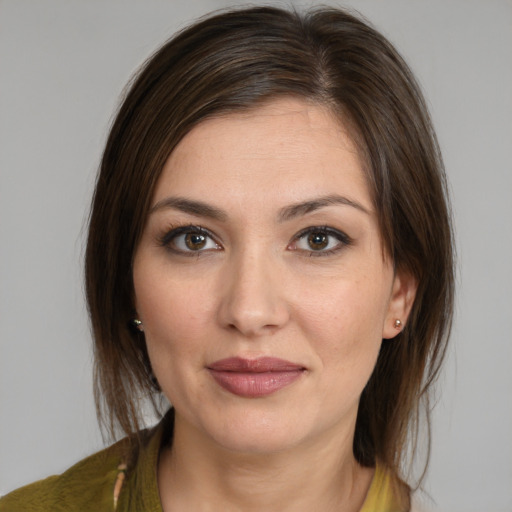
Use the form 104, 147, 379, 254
158, 224, 220, 256
290, 225, 352, 257
158, 224, 352, 257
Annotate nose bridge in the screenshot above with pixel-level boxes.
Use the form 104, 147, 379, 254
218, 242, 288, 336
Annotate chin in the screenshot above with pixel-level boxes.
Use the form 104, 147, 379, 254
211, 423, 303, 455
193, 403, 310, 455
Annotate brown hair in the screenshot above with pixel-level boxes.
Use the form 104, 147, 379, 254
85, 5, 454, 496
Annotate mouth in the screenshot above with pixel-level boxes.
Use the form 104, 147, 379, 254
207, 357, 306, 398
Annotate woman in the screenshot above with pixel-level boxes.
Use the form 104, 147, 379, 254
0, 5, 454, 511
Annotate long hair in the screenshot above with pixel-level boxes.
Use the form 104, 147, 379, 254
85, 5, 454, 495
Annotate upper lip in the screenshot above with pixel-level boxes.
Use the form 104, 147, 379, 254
207, 357, 305, 372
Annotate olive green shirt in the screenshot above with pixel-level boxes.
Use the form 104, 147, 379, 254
0, 414, 403, 511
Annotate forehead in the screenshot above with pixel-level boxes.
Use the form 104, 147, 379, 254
153, 97, 371, 213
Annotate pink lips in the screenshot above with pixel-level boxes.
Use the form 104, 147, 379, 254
207, 357, 305, 398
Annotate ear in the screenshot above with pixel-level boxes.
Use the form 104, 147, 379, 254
382, 270, 418, 339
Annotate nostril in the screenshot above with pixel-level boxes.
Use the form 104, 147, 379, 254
217, 261, 290, 336
225, 317, 285, 338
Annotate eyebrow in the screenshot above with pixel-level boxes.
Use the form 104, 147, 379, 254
150, 194, 369, 222
150, 197, 228, 221
278, 194, 370, 221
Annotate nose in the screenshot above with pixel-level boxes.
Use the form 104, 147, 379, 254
217, 249, 290, 337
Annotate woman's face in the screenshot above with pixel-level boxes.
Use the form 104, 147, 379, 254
133, 97, 414, 454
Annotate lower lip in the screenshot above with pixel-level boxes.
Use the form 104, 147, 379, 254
209, 370, 304, 398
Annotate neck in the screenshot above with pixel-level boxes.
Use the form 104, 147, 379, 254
157, 413, 374, 512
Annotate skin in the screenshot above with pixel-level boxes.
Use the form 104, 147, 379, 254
133, 97, 416, 511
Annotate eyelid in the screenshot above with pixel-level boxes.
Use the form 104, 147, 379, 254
158, 224, 221, 253
158, 223, 351, 257
289, 225, 353, 256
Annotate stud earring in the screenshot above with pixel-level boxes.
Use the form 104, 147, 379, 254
394, 319, 403, 330
132, 319, 144, 332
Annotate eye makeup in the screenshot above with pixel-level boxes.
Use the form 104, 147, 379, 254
288, 225, 353, 257
157, 221, 353, 260
158, 224, 221, 256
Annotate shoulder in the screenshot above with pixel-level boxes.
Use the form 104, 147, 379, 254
0, 438, 130, 512
360, 463, 411, 512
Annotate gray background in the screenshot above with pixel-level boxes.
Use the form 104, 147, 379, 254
1, 1, 511, 510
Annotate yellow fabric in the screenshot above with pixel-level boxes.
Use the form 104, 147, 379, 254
0, 422, 164, 512
360, 465, 404, 512
0, 415, 404, 511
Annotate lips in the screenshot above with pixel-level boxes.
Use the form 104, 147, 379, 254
207, 357, 305, 398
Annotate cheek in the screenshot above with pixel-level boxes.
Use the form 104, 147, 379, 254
133, 269, 213, 404
294, 274, 390, 378
134, 257, 215, 338
132, 261, 202, 371
295, 274, 391, 342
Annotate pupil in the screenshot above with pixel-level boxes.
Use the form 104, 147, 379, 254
308, 232, 328, 250
185, 233, 206, 250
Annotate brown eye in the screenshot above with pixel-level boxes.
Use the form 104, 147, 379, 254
307, 232, 329, 250
185, 233, 207, 250
161, 226, 221, 254
290, 226, 352, 256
